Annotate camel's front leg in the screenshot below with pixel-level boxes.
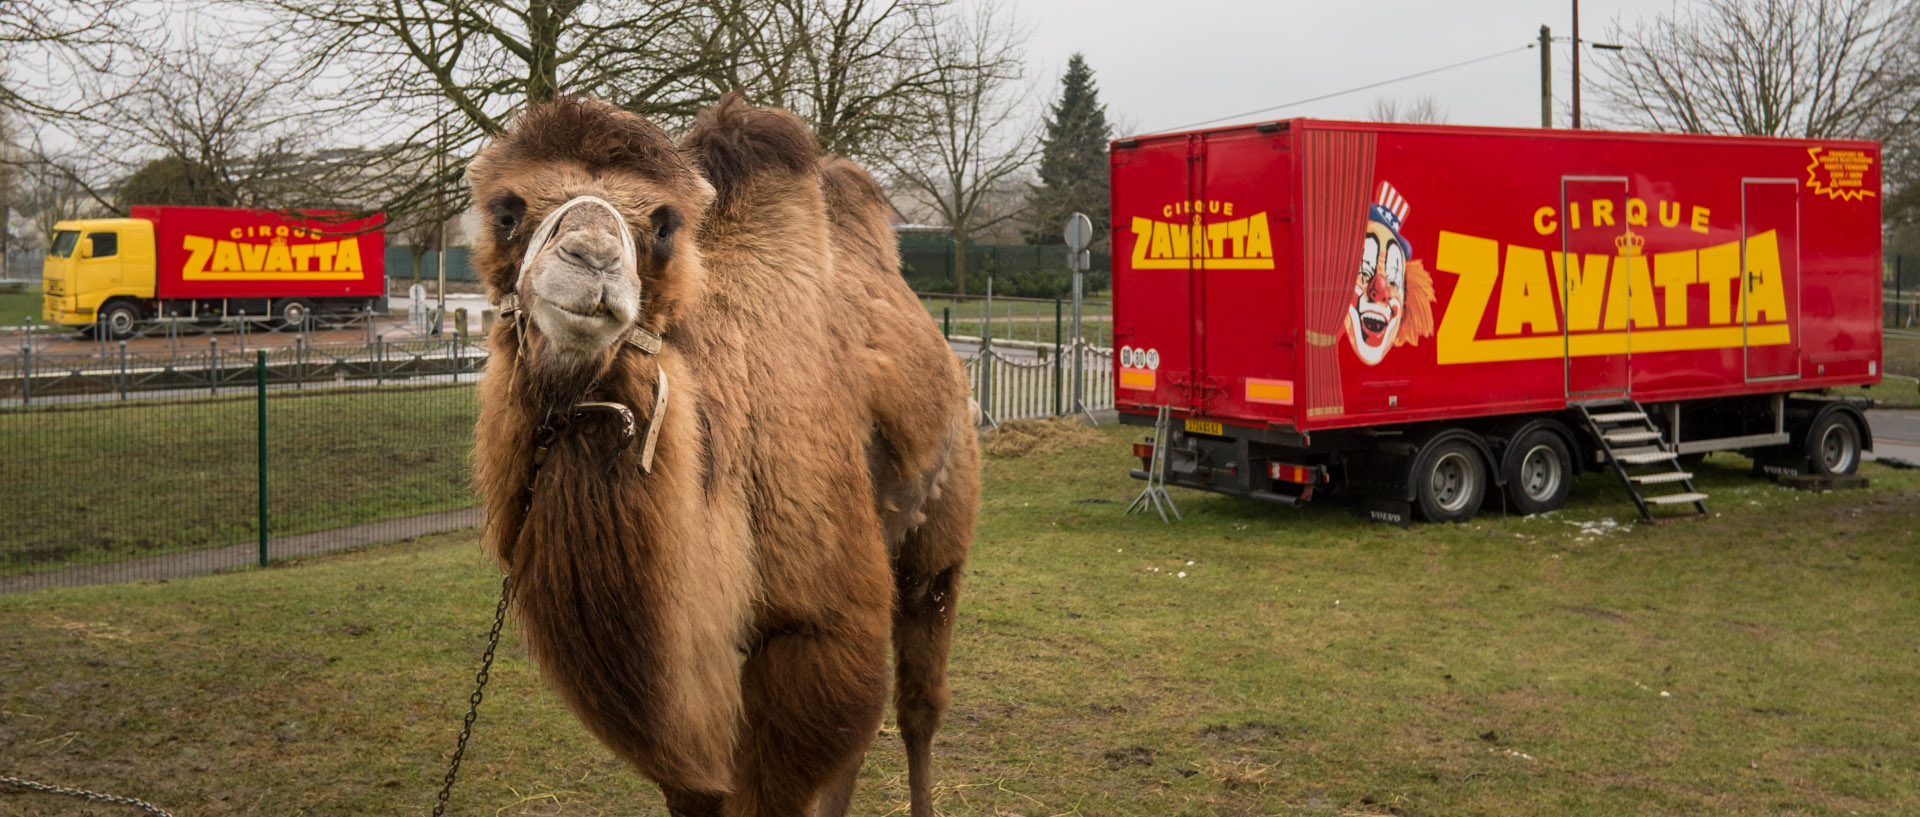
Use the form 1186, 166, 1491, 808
725, 617, 890, 817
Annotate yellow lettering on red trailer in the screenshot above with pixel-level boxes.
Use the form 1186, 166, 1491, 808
1698, 241, 1739, 324
1550, 251, 1609, 332
290, 243, 316, 270
239, 242, 270, 270
1601, 254, 1660, 331
1495, 245, 1557, 335
1653, 250, 1697, 326
1129, 206, 1275, 270
334, 237, 362, 272
1432, 228, 1790, 365
313, 241, 338, 272
1626, 198, 1648, 227
264, 241, 294, 272
212, 240, 242, 272
178, 235, 364, 280
182, 235, 214, 276
1744, 230, 1787, 324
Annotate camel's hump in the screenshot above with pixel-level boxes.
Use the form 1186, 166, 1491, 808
683, 91, 822, 208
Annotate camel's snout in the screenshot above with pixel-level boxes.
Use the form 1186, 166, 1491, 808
523, 200, 643, 358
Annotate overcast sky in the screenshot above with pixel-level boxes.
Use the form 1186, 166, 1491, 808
1020, 0, 1689, 136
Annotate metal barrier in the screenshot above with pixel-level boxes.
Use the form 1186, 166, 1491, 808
2, 309, 488, 406
962, 341, 1113, 425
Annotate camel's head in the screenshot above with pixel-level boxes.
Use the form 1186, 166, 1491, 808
468, 98, 714, 385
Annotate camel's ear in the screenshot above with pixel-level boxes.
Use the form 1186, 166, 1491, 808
690, 173, 716, 210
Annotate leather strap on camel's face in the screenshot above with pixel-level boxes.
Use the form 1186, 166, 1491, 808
494, 195, 664, 357
494, 194, 669, 473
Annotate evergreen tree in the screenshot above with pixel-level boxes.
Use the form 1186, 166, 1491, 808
1023, 53, 1112, 249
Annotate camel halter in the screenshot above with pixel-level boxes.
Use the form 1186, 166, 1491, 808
493, 195, 669, 473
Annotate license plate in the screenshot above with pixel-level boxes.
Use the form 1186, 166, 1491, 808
1184, 419, 1224, 436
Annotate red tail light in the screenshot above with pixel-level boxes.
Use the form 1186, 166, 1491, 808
1132, 442, 1155, 459
1269, 462, 1315, 484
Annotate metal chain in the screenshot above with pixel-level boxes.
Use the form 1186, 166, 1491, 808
2, 578, 515, 817
432, 574, 513, 817
0, 774, 177, 816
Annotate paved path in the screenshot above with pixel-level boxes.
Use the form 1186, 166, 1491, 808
1868, 408, 1920, 464
1, 508, 481, 594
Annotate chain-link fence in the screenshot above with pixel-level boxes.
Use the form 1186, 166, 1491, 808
2, 312, 485, 593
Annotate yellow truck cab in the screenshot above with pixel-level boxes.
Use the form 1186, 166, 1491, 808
43, 218, 159, 336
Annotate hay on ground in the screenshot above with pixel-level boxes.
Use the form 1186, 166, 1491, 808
981, 416, 1104, 458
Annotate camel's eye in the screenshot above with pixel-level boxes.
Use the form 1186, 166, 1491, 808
649, 205, 681, 263
490, 193, 526, 239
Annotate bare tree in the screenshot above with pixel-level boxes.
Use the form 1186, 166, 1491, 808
1592, 0, 1920, 138
0, 109, 19, 277
1, 0, 155, 124
882, 1, 1033, 295
701, 0, 1014, 162
1366, 95, 1449, 124
18, 143, 99, 249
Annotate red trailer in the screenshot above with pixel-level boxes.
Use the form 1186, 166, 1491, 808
44, 205, 386, 337
1111, 120, 1884, 523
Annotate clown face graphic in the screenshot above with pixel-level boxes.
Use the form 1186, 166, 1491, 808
1348, 217, 1407, 365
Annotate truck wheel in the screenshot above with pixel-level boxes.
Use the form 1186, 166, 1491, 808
101, 300, 142, 340
1503, 429, 1571, 515
1804, 412, 1861, 476
277, 298, 313, 329
1414, 438, 1486, 523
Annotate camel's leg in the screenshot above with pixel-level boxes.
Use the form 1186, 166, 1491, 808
663, 787, 725, 817
893, 561, 960, 817
726, 624, 889, 817
811, 752, 865, 817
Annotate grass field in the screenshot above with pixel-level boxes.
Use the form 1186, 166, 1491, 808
3, 424, 1917, 816
0, 285, 42, 324
0, 383, 477, 575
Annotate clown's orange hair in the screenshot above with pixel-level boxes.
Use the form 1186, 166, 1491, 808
1395, 258, 1436, 346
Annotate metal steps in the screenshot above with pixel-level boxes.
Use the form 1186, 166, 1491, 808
1576, 399, 1708, 523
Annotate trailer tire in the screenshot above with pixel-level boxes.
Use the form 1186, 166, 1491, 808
276, 298, 313, 329
1804, 412, 1861, 476
1503, 429, 1571, 515
1414, 438, 1486, 523
100, 300, 142, 340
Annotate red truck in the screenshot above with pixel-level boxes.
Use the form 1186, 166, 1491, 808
43, 205, 387, 337
1111, 120, 1883, 523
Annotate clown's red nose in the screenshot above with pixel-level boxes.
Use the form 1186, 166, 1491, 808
1368, 265, 1394, 301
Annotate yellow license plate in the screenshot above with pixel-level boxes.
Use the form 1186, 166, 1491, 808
1184, 419, 1224, 436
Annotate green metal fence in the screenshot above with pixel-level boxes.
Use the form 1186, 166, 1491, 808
1, 354, 480, 593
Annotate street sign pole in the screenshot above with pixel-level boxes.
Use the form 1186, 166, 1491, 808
1064, 212, 1094, 422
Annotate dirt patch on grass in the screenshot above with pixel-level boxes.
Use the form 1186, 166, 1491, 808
981, 417, 1104, 458
1199, 721, 1293, 744
1102, 745, 1156, 768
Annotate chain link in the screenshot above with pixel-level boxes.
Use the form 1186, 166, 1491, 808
432, 574, 513, 817
0, 774, 177, 817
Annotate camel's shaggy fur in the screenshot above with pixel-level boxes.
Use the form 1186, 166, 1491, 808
469, 94, 979, 817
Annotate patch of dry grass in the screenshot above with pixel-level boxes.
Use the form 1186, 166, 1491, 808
980, 416, 1105, 458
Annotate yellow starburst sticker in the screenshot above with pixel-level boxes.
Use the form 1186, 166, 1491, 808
1805, 147, 1876, 201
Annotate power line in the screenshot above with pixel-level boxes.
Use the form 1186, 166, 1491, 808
1146, 44, 1535, 135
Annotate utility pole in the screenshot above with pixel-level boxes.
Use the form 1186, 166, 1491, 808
436, 115, 448, 324
1571, 0, 1583, 128
1539, 25, 1552, 128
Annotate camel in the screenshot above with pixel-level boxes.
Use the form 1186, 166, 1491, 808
468, 93, 979, 817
